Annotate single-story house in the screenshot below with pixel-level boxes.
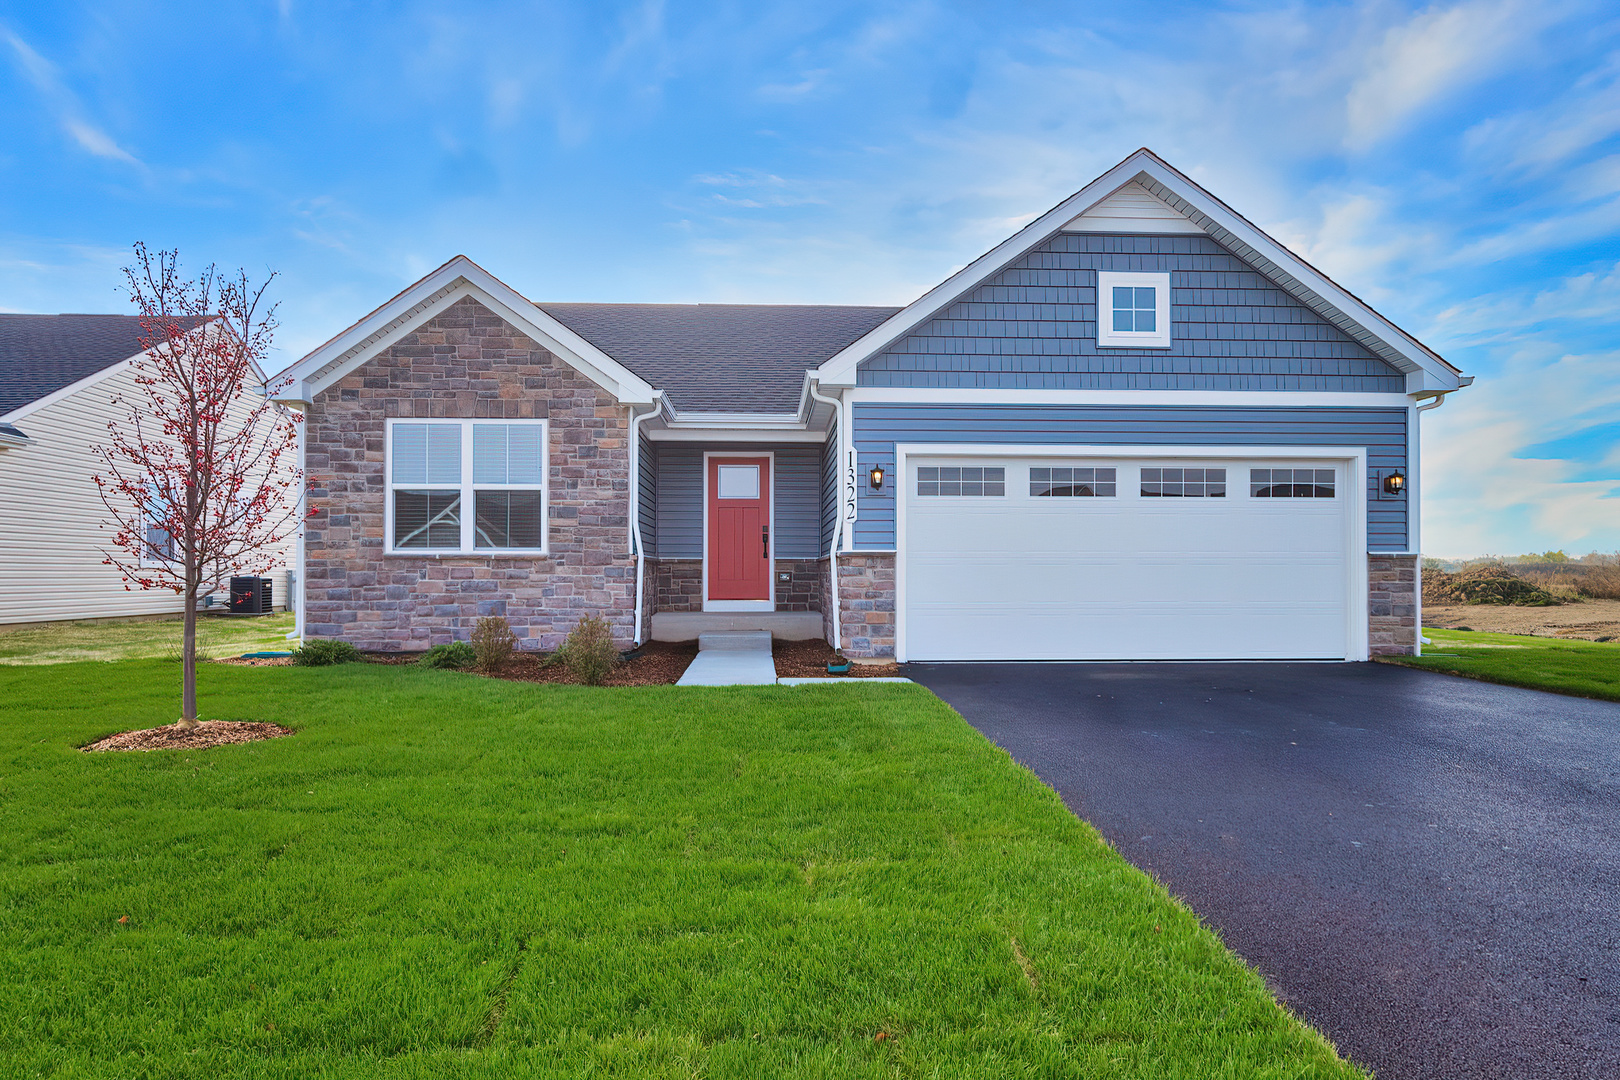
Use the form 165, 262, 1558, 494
0, 314, 291, 625
274, 149, 1470, 662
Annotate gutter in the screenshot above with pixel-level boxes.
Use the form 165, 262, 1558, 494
806, 379, 844, 653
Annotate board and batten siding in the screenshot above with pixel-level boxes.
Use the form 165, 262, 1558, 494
849, 402, 1410, 551
637, 430, 657, 558
0, 363, 291, 625
653, 443, 825, 560
820, 415, 839, 557
859, 233, 1405, 392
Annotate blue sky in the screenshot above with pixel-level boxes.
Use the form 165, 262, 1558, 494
2, 0, 1618, 557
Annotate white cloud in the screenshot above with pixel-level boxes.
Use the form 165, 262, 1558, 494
1, 25, 143, 166
1344, 0, 1540, 150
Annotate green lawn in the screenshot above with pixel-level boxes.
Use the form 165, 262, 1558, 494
0, 612, 296, 665
0, 661, 1361, 1079
1384, 627, 1620, 702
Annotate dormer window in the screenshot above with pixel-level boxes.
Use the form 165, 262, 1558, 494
1096, 271, 1171, 348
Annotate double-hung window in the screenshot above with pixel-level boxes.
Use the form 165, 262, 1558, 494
387, 419, 547, 554
1096, 271, 1172, 348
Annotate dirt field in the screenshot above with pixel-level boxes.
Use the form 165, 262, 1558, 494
1424, 598, 1620, 640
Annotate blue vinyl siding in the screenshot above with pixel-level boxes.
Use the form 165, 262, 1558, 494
851, 403, 1409, 550
860, 234, 1405, 392
653, 444, 825, 560
637, 431, 657, 558
821, 415, 839, 557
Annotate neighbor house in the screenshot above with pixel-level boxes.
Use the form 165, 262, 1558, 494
273, 149, 1470, 662
0, 315, 291, 625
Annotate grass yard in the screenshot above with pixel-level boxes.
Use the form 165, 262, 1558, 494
0, 661, 1362, 1079
0, 612, 295, 665
1385, 627, 1620, 702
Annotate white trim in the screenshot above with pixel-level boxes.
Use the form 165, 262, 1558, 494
812, 149, 1464, 391
383, 417, 551, 556
647, 428, 828, 443
274, 256, 656, 407
701, 451, 776, 611
662, 412, 809, 428
847, 388, 1417, 408
889, 442, 1369, 664
1096, 271, 1172, 349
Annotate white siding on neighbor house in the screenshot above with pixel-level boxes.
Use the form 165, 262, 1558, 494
0, 362, 293, 625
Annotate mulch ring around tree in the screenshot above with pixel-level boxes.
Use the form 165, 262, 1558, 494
82, 721, 296, 753
773, 638, 901, 679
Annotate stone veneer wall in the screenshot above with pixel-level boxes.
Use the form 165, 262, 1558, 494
775, 558, 825, 612
653, 560, 703, 613
302, 295, 636, 652
1368, 553, 1418, 656
652, 558, 826, 614
836, 554, 896, 659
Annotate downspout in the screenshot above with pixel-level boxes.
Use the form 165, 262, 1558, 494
807, 380, 844, 652
1411, 388, 1457, 656
287, 410, 306, 642
628, 395, 663, 647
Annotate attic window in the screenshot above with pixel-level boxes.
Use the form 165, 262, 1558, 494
1096, 271, 1171, 349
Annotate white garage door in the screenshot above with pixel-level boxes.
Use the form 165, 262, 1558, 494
902, 456, 1354, 661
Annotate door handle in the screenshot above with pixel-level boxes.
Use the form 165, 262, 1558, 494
762, 525, 769, 559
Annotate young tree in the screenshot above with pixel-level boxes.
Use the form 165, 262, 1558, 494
94, 244, 306, 729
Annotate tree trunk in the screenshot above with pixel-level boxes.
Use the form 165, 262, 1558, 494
178, 580, 199, 730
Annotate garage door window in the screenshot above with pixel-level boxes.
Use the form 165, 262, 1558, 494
917, 466, 1005, 497
1031, 467, 1116, 497
1251, 468, 1335, 498
1141, 467, 1226, 498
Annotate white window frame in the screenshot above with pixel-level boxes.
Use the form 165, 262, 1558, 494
1097, 270, 1172, 349
384, 417, 549, 556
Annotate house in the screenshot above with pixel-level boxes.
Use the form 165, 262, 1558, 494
0, 315, 292, 625
273, 149, 1470, 662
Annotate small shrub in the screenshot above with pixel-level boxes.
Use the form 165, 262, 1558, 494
293, 639, 363, 666
471, 616, 516, 673
554, 614, 618, 685
418, 641, 477, 670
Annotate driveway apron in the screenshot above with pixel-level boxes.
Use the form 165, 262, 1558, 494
908, 661, 1620, 1080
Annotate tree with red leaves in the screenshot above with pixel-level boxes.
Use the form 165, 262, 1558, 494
94, 244, 306, 729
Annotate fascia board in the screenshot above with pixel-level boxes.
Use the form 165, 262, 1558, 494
275, 256, 657, 406
1130, 160, 1462, 388
812, 152, 1158, 387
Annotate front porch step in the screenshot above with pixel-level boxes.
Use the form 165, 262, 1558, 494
698, 631, 773, 652
651, 611, 823, 642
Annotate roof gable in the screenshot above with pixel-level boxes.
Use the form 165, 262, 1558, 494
814, 149, 1464, 393
1063, 181, 1203, 234
275, 257, 659, 407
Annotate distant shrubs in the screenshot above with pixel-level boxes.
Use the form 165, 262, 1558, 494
471, 616, 516, 674
418, 641, 476, 670
553, 614, 618, 686
293, 639, 363, 666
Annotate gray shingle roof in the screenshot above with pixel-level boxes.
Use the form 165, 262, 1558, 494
0, 314, 160, 415
536, 302, 901, 413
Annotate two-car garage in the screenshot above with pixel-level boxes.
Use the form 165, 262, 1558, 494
900, 451, 1365, 662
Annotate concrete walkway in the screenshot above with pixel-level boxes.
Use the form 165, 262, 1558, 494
673, 631, 914, 686
674, 631, 778, 686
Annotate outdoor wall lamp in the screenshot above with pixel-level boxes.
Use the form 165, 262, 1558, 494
1383, 470, 1406, 496
869, 463, 885, 490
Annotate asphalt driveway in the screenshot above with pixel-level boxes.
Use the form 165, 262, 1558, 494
908, 661, 1620, 1080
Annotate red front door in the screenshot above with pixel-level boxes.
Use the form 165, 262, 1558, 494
707, 456, 771, 602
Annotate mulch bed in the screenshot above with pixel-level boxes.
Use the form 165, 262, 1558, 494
774, 638, 901, 679
213, 656, 294, 667
210, 638, 898, 685
82, 720, 296, 753
494, 640, 699, 686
